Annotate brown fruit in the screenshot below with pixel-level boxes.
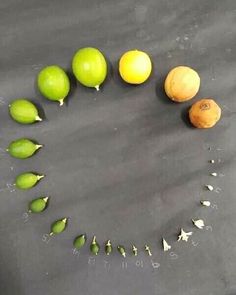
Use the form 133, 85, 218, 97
164, 66, 200, 102
189, 98, 221, 128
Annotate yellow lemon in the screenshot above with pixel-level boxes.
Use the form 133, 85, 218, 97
119, 50, 152, 84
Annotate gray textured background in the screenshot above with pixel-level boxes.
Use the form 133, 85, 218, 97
0, 0, 236, 294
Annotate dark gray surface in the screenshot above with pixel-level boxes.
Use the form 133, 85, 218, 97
0, 0, 236, 294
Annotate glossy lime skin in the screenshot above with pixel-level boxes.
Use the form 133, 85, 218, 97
8, 138, 39, 159
29, 198, 47, 213
51, 220, 66, 234
73, 234, 86, 250
37, 65, 70, 102
15, 172, 40, 189
9, 99, 40, 124
72, 47, 107, 89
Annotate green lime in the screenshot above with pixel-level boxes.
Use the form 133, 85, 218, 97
105, 240, 113, 255
50, 218, 68, 235
7, 138, 42, 159
9, 99, 42, 124
15, 172, 44, 189
72, 47, 107, 90
90, 236, 100, 255
117, 245, 126, 257
29, 197, 49, 213
73, 234, 87, 250
37, 65, 70, 106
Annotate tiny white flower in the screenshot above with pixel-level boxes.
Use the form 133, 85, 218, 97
192, 219, 205, 229
178, 229, 193, 242
206, 185, 214, 191
162, 238, 171, 251
200, 200, 211, 207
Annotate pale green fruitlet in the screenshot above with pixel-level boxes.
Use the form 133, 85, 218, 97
72, 47, 107, 90
73, 234, 87, 250
105, 240, 113, 255
117, 245, 126, 257
15, 172, 44, 189
7, 138, 42, 159
9, 99, 42, 124
50, 218, 68, 235
29, 197, 49, 213
37, 65, 70, 106
90, 236, 100, 255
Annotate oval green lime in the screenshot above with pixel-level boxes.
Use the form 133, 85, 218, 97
90, 236, 100, 255
37, 65, 70, 106
73, 234, 87, 250
7, 138, 42, 159
29, 197, 48, 213
50, 218, 67, 235
15, 172, 44, 189
9, 99, 42, 124
72, 47, 107, 90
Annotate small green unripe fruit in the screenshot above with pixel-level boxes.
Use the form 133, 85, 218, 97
37, 65, 70, 106
90, 236, 100, 255
15, 172, 44, 189
50, 218, 68, 235
117, 245, 126, 257
105, 240, 113, 255
29, 197, 49, 213
7, 138, 42, 159
72, 47, 107, 90
9, 99, 42, 124
73, 234, 87, 250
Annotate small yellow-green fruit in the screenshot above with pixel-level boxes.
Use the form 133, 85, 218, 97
117, 245, 126, 257
7, 138, 42, 159
73, 234, 87, 250
105, 240, 113, 255
37, 65, 70, 106
15, 172, 44, 190
9, 99, 42, 124
29, 197, 49, 213
50, 218, 68, 235
90, 236, 100, 255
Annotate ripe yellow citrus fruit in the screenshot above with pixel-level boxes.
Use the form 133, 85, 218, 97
119, 50, 152, 84
189, 98, 221, 128
164, 66, 200, 102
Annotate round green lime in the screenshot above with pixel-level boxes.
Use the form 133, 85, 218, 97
73, 234, 87, 250
37, 65, 70, 106
72, 47, 107, 90
15, 172, 44, 190
50, 218, 67, 235
9, 99, 42, 124
7, 138, 42, 159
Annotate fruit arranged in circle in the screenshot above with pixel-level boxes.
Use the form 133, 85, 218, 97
15, 172, 44, 189
73, 234, 87, 250
119, 49, 152, 84
9, 99, 42, 124
72, 47, 107, 90
29, 197, 49, 213
90, 236, 100, 255
50, 218, 68, 235
7, 138, 42, 159
164, 66, 200, 102
37, 65, 70, 106
189, 98, 221, 128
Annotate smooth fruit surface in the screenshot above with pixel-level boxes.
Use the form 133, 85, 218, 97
7, 138, 42, 159
74, 234, 86, 250
9, 99, 41, 124
119, 50, 152, 84
72, 47, 107, 90
189, 98, 221, 128
50, 218, 67, 235
164, 66, 200, 102
29, 197, 48, 213
37, 65, 70, 106
15, 172, 44, 189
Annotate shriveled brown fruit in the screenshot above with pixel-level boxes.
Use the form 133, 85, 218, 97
164, 66, 200, 102
189, 98, 221, 128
